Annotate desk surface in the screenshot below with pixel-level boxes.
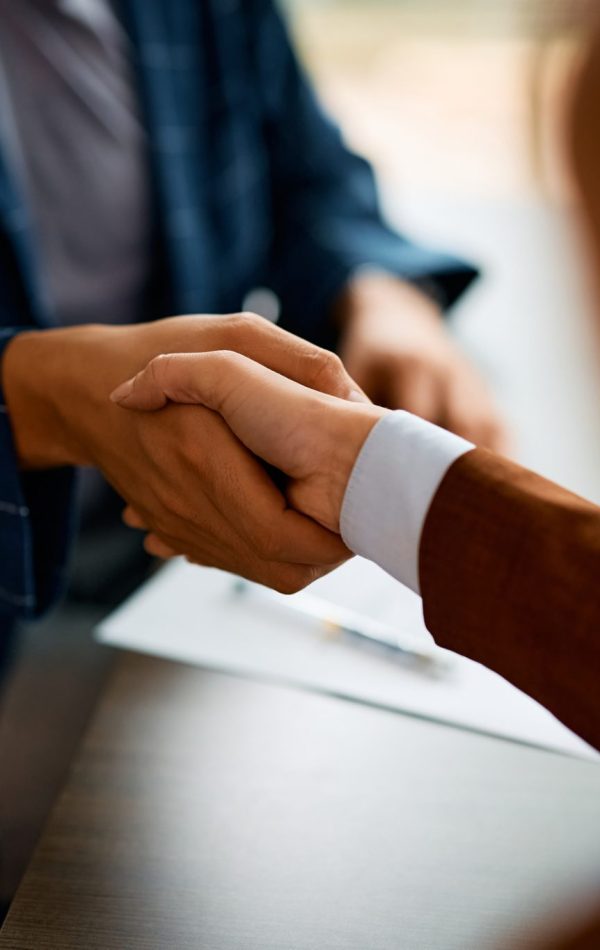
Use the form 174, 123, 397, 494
1, 653, 599, 950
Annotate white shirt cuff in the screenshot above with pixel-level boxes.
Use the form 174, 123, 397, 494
340, 411, 474, 594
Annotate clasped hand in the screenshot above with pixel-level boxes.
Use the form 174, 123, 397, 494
112, 347, 386, 580
105, 316, 370, 594
4, 313, 367, 594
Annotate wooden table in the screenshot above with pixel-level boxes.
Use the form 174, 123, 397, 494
1, 652, 599, 949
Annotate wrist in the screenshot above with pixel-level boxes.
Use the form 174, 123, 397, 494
2, 324, 126, 468
335, 271, 443, 332
312, 402, 387, 533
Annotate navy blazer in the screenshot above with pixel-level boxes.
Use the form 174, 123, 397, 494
0, 0, 475, 627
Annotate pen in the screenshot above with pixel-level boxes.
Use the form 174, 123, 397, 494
232, 579, 450, 674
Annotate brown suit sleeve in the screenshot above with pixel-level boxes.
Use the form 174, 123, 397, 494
520, 907, 600, 950
419, 449, 600, 751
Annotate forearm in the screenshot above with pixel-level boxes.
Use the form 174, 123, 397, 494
338, 413, 600, 749
0, 328, 83, 619
1, 320, 195, 470
420, 450, 600, 751
340, 411, 472, 593
1, 324, 125, 469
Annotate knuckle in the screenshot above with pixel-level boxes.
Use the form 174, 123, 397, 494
211, 349, 242, 372
238, 310, 263, 325
309, 348, 345, 392
202, 349, 229, 376
323, 350, 345, 378
147, 352, 175, 385
227, 311, 264, 339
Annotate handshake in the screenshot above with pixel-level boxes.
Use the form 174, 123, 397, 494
5, 312, 385, 595
107, 315, 386, 593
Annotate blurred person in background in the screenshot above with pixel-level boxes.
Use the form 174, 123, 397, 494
0, 0, 508, 661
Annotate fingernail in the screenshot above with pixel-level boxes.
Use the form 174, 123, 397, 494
348, 388, 370, 404
109, 378, 135, 403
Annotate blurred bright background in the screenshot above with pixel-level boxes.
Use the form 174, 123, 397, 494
283, 0, 600, 502
283, 0, 585, 201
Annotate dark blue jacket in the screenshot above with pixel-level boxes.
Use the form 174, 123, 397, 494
0, 0, 475, 628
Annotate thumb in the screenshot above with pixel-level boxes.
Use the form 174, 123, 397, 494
110, 354, 176, 410
110, 318, 369, 409
111, 350, 281, 413
110, 351, 327, 475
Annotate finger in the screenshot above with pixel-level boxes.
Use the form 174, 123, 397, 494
124, 402, 350, 567
251, 504, 350, 565
184, 550, 346, 594
389, 362, 442, 422
206, 425, 350, 565
157, 501, 349, 570
229, 314, 369, 402
110, 351, 342, 481
122, 505, 147, 530
471, 418, 513, 455
111, 350, 281, 414
137, 520, 349, 594
250, 560, 345, 595
159, 535, 347, 595
441, 376, 512, 452
482, 421, 517, 458
143, 533, 178, 559
110, 312, 368, 407
194, 554, 345, 595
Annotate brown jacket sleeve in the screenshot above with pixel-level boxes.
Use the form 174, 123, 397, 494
419, 449, 600, 751
521, 908, 600, 950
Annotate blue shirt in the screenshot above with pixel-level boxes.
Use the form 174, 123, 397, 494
0, 0, 476, 629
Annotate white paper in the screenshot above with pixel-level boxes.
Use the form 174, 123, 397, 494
97, 557, 598, 762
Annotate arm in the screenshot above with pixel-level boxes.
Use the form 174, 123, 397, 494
419, 449, 600, 753
249, 2, 507, 449
251, 0, 476, 347
0, 327, 75, 620
348, 426, 600, 752
114, 351, 600, 751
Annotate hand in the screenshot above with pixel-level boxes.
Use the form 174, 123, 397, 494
111, 351, 386, 535
2, 313, 362, 592
336, 272, 510, 452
